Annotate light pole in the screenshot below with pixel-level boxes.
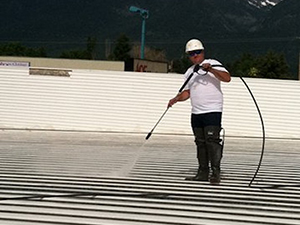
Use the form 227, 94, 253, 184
129, 6, 149, 60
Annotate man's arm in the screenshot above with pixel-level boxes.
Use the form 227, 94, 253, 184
202, 63, 231, 82
168, 90, 190, 108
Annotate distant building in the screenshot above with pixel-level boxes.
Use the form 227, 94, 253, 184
125, 58, 168, 73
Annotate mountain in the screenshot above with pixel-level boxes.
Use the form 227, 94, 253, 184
255, 0, 300, 36
248, 0, 283, 8
0, 0, 299, 76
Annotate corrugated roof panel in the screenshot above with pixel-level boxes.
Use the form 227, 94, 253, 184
0, 131, 300, 225
1, 67, 300, 138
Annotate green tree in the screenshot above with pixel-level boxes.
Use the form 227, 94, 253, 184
227, 53, 257, 77
108, 33, 131, 61
171, 55, 192, 74
228, 51, 292, 79
60, 36, 98, 60
0, 42, 47, 57
86, 36, 98, 60
60, 49, 88, 59
256, 51, 290, 79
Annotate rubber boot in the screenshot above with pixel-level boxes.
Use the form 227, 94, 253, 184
185, 159, 209, 181
185, 128, 209, 181
210, 167, 221, 184
204, 126, 222, 184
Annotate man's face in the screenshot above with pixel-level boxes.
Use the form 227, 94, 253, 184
187, 50, 204, 64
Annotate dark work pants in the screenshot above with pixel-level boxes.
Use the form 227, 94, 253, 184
191, 112, 223, 171
191, 112, 222, 128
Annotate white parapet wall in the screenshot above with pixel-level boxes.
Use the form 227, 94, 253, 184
0, 56, 125, 71
0, 66, 300, 139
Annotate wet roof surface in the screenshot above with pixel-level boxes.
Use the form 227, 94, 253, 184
0, 131, 299, 225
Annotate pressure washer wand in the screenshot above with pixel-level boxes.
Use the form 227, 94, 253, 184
145, 107, 169, 140
145, 65, 200, 140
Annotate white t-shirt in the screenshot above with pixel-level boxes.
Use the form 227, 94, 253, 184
183, 59, 228, 114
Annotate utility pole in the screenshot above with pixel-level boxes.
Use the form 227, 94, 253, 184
129, 6, 149, 60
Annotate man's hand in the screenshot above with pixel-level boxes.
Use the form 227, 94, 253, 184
201, 63, 212, 71
167, 90, 190, 108
201, 63, 231, 82
168, 97, 178, 108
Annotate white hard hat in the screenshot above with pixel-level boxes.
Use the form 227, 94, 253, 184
185, 39, 204, 52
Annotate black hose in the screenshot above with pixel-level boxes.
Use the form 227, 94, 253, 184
239, 76, 266, 187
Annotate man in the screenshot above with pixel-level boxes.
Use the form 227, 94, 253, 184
168, 39, 231, 184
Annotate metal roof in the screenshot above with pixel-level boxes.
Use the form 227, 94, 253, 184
1, 67, 300, 139
0, 131, 299, 225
